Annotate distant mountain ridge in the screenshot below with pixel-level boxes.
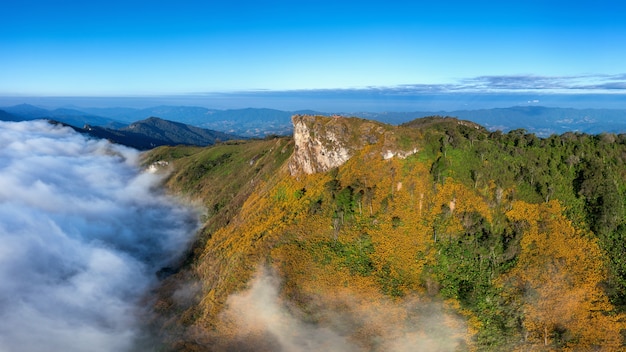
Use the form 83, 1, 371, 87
1, 103, 50, 118
85, 105, 327, 137
121, 117, 236, 146
78, 117, 240, 150
361, 106, 626, 136
0, 109, 20, 122
1, 103, 123, 127
0, 104, 324, 137
2, 103, 626, 140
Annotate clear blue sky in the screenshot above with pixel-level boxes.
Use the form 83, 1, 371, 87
1, 0, 625, 96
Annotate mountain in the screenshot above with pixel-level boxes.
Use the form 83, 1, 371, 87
0, 104, 124, 127
75, 124, 171, 150
0, 104, 241, 150
447, 105, 626, 136
120, 117, 238, 146
70, 105, 328, 137
363, 106, 626, 136
123, 105, 626, 137
143, 115, 626, 351
128, 106, 327, 137
77, 117, 240, 150
1, 103, 50, 119
78, 106, 161, 122
0, 109, 21, 122
134, 105, 219, 123
4, 103, 626, 138
49, 108, 126, 128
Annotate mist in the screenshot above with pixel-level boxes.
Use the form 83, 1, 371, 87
0, 120, 199, 351
216, 268, 468, 352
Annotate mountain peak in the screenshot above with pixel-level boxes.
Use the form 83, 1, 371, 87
2, 104, 50, 118
120, 116, 239, 147
401, 115, 485, 131
288, 115, 418, 175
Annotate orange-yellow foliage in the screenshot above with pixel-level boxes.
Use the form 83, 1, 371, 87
505, 200, 626, 349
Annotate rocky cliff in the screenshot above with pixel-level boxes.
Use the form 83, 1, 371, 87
288, 115, 418, 175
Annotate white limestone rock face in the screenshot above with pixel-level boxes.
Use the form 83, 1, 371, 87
382, 148, 418, 160
288, 115, 419, 175
289, 115, 353, 175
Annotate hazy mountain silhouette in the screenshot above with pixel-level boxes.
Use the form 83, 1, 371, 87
77, 117, 240, 150
3, 103, 626, 140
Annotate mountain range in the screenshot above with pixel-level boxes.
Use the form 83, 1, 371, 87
76, 117, 239, 150
0, 104, 321, 137
365, 105, 626, 136
0, 104, 242, 149
2, 104, 626, 141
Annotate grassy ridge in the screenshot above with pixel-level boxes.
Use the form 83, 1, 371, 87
145, 117, 626, 351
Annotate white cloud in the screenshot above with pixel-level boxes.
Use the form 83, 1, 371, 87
0, 120, 199, 351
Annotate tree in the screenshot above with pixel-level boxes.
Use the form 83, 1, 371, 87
504, 201, 626, 349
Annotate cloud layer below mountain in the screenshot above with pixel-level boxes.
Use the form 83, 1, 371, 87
0, 120, 199, 351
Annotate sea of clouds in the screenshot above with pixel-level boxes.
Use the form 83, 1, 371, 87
0, 120, 199, 351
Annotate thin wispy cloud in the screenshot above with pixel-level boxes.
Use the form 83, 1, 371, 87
177, 75, 626, 111
459, 74, 626, 92
244, 74, 626, 96
458, 75, 572, 90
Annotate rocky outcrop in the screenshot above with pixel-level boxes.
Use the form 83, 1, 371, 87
289, 115, 353, 175
288, 115, 419, 175
381, 148, 419, 160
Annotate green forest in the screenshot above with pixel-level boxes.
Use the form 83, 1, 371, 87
144, 115, 626, 351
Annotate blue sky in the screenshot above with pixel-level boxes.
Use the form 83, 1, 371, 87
1, 0, 625, 98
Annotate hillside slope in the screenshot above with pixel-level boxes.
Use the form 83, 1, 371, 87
0, 109, 20, 122
76, 117, 239, 150
121, 117, 237, 146
144, 115, 626, 351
